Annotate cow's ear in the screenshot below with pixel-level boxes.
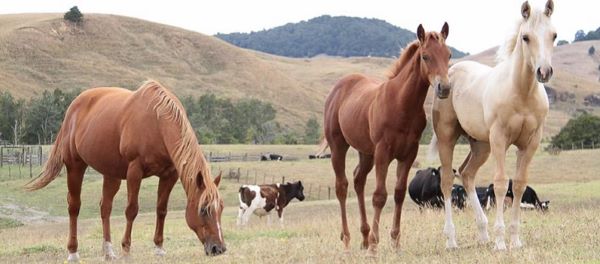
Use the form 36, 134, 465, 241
298, 180, 303, 186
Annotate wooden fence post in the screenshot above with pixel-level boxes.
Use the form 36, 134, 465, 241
0, 146, 3, 167
282, 176, 285, 183
29, 147, 33, 178
328, 186, 331, 200
39, 146, 43, 166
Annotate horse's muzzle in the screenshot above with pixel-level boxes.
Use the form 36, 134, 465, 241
205, 243, 226, 256
436, 83, 451, 99
536, 66, 553, 83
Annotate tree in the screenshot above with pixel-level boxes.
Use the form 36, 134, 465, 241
557, 40, 569, 46
550, 113, 600, 149
64, 6, 83, 24
304, 117, 320, 144
0, 91, 23, 144
574, 30, 586, 42
589, 46, 596, 56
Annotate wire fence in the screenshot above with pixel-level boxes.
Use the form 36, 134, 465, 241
0, 145, 45, 179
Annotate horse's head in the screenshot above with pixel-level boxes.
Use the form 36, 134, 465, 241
519, 0, 556, 83
417, 23, 452, 99
185, 172, 226, 256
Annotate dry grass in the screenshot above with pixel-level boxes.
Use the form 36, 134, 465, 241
0, 145, 599, 263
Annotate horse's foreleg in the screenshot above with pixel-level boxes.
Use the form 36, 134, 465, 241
121, 161, 143, 255
367, 143, 392, 256
462, 141, 491, 244
66, 164, 86, 262
153, 174, 178, 256
510, 132, 541, 249
390, 148, 417, 251
490, 127, 509, 250
100, 176, 121, 260
354, 152, 374, 250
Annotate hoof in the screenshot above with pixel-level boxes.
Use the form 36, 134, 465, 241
479, 233, 490, 244
510, 239, 523, 250
446, 240, 458, 249
366, 246, 378, 258
104, 253, 117, 261
154, 246, 166, 257
66, 252, 80, 263
494, 242, 507, 251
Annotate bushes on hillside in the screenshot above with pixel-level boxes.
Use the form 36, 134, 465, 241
64, 6, 83, 24
550, 113, 600, 150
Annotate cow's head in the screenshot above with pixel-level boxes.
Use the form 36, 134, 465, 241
292, 181, 305, 201
451, 185, 467, 209
539, 200, 550, 211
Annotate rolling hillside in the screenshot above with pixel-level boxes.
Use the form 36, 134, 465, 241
216, 15, 468, 59
0, 13, 599, 138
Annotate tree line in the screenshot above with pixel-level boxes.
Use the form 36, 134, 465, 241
0, 90, 321, 145
216, 15, 468, 59
574, 27, 600, 42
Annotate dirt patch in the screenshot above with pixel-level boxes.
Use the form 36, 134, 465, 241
0, 199, 66, 225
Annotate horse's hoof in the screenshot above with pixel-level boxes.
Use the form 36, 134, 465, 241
66, 252, 80, 263
366, 246, 378, 258
104, 253, 117, 261
479, 234, 490, 244
494, 242, 507, 251
446, 240, 458, 249
510, 239, 523, 250
154, 246, 167, 257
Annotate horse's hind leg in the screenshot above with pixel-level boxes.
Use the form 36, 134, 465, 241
460, 140, 491, 244
330, 136, 350, 251
353, 152, 374, 249
65, 162, 87, 262
100, 176, 121, 260
153, 173, 179, 256
121, 161, 143, 256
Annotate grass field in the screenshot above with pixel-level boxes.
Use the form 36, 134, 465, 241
0, 145, 599, 263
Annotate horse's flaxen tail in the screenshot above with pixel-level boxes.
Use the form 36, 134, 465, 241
315, 137, 329, 158
427, 132, 439, 162
25, 128, 65, 191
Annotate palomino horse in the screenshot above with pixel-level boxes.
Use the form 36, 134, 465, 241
319, 23, 451, 255
430, 0, 555, 250
25, 81, 226, 261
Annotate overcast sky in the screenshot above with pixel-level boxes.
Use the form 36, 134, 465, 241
1, 0, 598, 54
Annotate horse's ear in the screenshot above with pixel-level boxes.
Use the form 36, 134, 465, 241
417, 24, 425, 43
521, 1, 531, 19
214, 171, 222, 187
544, 0, 554, 17
441, 22, 449, 40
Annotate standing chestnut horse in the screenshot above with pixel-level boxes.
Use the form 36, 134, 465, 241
318, 23, 451, 255
25, 81, 225, 261
430, 0, 555, 250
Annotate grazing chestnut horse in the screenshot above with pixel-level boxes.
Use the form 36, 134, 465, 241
25, 81, 225, 261
319, 23, 451, 255
430, 1, 555, 250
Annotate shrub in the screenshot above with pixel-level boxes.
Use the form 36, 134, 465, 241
550, 113, 600, 150
64, 6, 83, 23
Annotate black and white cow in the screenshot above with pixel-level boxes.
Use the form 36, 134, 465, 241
485, 180, 550, 211
261, 153, 283, 161
408, 167, 466, 210
308, 154, 331, 159
237, 181, 305, 226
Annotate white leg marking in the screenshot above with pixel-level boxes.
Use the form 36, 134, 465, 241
103, 241, 117, 260
67, 252, 80, 262
154, 245, 166, 256
468, 191, 489, 243
443, 198, 458, 249
494, 204, 507, 250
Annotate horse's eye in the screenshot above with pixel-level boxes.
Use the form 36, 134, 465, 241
200, 207, 209, 216
522, 35, 530, 43
449, 54, 452, 60
552, 33, 557, 41
422, 55, 430, 61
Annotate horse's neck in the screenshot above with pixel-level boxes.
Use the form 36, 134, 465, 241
385, 62, 429, 111
506, 45, 539, 99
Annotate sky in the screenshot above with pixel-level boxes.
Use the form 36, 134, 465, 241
1, 0, 598, 54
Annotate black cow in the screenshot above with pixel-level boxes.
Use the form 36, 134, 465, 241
485, 180, 549, 211
308, 154, 331, 159
475, 186, 489, 208
409, 167, 466, 210
261, 153, 283, 161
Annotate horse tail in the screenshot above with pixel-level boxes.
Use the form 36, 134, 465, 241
315, 137, 329, 157
427, 132, 439, 162
25, 128, 65, 191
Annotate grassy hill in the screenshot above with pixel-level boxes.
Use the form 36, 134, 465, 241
1, 14, 599, 138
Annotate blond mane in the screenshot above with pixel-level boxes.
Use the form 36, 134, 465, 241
496, 6, 546, 62
386, 40, 420, 79
140, 80, 219, 207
